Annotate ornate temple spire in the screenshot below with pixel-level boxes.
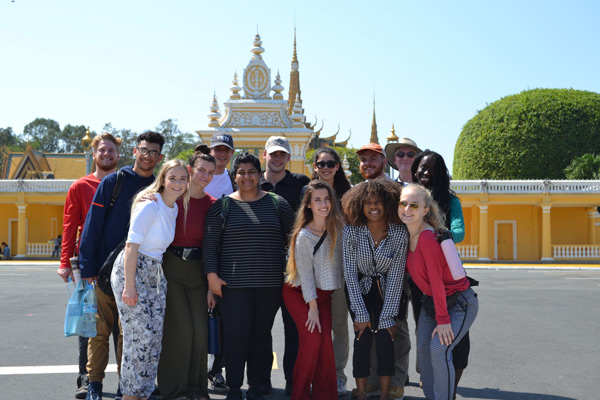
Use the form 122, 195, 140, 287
387, 123, 399, 142
230, 72, 242, 100
272, 71, 284, 100
287, 28, 302, 114
207, 93, 221, 127
291, 94, 305, 128
370, 98, 379, 144
251, 33, 265, 60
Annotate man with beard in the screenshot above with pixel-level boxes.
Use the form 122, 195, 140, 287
355, 142, 411, 400
57, 132, 121, 399
356, 143, 389, 181
79, 130, 165, 400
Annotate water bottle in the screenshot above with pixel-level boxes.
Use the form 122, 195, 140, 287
207, 308, 220, 354
70, 256, 82, 287
66, 276, 76, 298
81, 283, 98, 338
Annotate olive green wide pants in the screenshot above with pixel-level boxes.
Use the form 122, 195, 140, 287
157, 251, 209, 400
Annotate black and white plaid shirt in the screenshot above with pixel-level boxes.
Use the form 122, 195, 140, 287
343, 222, 409, 329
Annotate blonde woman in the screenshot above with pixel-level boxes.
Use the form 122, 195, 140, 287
398, 183, 478, 400
111, 159, 190, 400
283, 180, 345, 400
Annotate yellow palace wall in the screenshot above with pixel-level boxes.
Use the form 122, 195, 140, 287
1, 180, 599, 261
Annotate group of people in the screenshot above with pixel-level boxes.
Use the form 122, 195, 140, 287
57, 130, 478, 400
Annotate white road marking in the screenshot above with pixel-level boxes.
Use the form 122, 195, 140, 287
0, 364, 118, 375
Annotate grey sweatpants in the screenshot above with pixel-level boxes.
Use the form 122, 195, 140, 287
418, 288, 478, 400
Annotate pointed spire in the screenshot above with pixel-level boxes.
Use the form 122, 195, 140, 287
272, 70, 284, 100
288, 28, 302, 115
251, 33, 265, 60
291, 94, 305, 128
387, 123, 399, 142
230, 72, 242, 100
207, 93, 222, 127
370, 98, 379, 144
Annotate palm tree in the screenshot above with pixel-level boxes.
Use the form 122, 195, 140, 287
564, 153, 600, 179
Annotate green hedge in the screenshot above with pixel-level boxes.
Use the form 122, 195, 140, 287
453, 88, 600, 179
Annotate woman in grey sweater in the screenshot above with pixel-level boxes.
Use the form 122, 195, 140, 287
282, 180, 345, 400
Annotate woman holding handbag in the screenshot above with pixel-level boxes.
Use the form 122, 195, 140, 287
283, 180, 345, 399
157, 144, 217, 400
341, 180, 408, 400
398, 183, 478, 400
110, 159, 190, 400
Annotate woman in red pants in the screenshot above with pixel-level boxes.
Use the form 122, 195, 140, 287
283, 180, 345, 400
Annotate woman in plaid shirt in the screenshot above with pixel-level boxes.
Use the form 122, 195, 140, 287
341, 180, 409, 400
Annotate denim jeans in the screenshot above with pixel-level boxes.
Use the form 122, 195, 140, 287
417, 288, 478, 400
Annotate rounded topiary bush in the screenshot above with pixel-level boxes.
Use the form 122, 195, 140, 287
453, 88, 600, 179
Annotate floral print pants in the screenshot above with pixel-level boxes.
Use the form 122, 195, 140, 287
111, 250, 167, 397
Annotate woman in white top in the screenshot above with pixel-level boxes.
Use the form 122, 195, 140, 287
282, 180, 345, 400
111, 159, 190, 400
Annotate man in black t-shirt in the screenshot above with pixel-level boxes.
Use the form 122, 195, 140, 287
258, 136, 310, 395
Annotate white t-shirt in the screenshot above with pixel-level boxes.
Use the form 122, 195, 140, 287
127, 193, 178, 260
205, 169, 234, 199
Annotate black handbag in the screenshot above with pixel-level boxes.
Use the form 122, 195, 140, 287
96, 238, 126, 297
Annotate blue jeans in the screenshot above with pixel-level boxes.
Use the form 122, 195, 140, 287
417, 288, 478, 400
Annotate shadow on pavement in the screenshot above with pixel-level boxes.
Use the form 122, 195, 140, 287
457, 387, 577, 400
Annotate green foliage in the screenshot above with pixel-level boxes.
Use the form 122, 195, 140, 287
1, 127, 25, 176
174, 148, 195, 165
453, 89, 600, 179
305, 146, 364, 185
155, 119, 197, 162
23, 118, 62, 152
564, 153, 600, 179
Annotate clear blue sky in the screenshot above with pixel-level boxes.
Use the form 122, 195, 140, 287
1, 0, 599, 173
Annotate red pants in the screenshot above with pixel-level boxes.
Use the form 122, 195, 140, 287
283, 284, 337, 400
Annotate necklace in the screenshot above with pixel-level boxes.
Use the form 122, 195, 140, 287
371, 229, 389, 248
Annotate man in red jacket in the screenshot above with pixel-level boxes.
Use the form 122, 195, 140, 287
57, 132, 121, 399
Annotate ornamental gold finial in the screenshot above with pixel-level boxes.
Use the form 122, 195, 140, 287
370, 97, 379, 144
81, 127, 93, 151
207, 93, 222, 127
387, 123, 399, 142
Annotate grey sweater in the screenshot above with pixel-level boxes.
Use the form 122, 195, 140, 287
289, 227, 344, 303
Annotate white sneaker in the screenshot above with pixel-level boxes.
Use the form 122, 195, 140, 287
337, 378, 347, 396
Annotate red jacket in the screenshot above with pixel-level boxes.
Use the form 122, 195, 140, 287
60, 174, 100, 270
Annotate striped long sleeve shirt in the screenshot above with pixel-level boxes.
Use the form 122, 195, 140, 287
203, 194, 295, 288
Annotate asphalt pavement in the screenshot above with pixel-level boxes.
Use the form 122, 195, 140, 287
1, 262, 599, 400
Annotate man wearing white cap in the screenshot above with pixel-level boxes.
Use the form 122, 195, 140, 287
384, 137, 422, 184
258, 136, 310, 395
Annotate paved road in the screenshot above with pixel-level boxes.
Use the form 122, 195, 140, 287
1, 263, 599, 400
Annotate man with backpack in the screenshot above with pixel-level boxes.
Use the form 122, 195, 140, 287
57, 132, 121, 399
79, 130, 165, 400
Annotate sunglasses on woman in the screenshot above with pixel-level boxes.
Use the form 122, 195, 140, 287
398, 200, 421, 210
315, 160, 338, 169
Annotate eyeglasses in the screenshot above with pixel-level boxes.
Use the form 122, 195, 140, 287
395, 151, 416, 159
136, 147, 161, 159
315, 160, 338, 169
398, 201, 421, 210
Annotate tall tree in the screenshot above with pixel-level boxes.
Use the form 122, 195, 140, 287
155, 119, 197, 161
1, 127, 25, 176
60, 124, 88, 153
23, 118, 62, 152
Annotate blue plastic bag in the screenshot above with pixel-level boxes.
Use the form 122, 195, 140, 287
64, 282, 98, 338
64, 281, 85, 337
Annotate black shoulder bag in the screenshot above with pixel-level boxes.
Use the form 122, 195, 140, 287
96, 171, 127, 297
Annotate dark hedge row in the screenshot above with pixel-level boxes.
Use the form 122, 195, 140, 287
453, 88, 600, 179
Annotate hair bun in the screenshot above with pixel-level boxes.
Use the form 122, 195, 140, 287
194, 143, 210, 155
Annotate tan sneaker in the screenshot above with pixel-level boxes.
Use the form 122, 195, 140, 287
388, 385, 405, 399
351, 384, 380, 398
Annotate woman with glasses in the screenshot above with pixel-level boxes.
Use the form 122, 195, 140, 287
203, 153, 295, 400
341, 179, 408, 400
398, 183, 478, 400
411, 150, 470, 399
308, 147, 352, 394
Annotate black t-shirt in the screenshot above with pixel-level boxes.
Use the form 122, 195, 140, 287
259, 170, 310, 213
